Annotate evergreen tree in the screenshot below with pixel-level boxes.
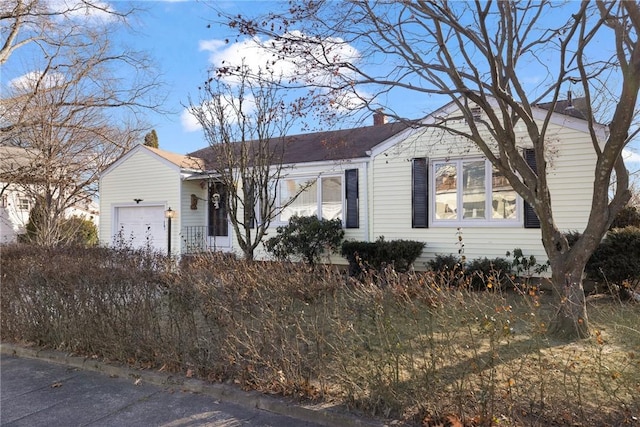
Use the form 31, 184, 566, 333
143, 130, 159, 148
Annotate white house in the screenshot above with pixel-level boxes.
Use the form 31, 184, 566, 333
99, 98, 606, 268
0, 146, 100, 244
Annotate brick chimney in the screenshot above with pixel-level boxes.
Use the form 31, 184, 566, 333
373, 109, 387, 126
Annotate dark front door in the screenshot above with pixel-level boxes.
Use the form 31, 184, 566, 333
208, 182, 229, 240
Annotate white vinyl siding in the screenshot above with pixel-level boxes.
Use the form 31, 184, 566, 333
99, 147, 181, 253
370, 109, 598, 270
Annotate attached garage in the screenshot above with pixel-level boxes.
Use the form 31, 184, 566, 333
114, 205, 166, 252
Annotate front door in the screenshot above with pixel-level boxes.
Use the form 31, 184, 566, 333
208, 182, 231, 249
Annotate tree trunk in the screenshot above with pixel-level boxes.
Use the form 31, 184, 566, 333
548, 264, 590, 339
242, 244, 255, 261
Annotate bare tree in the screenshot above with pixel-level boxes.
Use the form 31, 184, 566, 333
219, 1, 640, 339
188, 64, 308, 261
0, 0, 134, 65
1, 1, 163, 245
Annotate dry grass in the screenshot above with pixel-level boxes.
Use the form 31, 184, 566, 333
1, 245, 639, 426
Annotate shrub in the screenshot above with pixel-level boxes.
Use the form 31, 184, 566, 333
60, 216, 99, 246
2, 244, 639, 425
341, 237, 425, 275
564, 230, 582, 248
506, 248, 549, 276
610, 205, 640, 229
24, 207, 98, 246
427, 255, 511, 290
586, 226, 640, 289
466, 257, 512, 290
264, 215, 345, 267
427, 254, 462, 272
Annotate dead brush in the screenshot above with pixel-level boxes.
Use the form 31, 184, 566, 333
2, 245, 640, 426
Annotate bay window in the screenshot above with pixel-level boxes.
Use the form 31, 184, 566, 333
432, 158, 519, 224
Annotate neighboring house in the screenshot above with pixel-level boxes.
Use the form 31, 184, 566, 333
0, 146, 99, 244
99, 98, 605, 268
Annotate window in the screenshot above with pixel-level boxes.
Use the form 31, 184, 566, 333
17, 198, 30, 211
321, 176, 342, 220
280, 176, 342, 221
279, 171, 359, 227
470, 106, 482, 121
431, 158, 519, 225
280, 178, 320, 221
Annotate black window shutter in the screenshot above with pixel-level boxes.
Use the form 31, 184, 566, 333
523, 148, 541, 229
345, 169, 359, 228
412, 158, 429, 228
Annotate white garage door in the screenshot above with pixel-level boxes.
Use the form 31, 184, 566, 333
115, 206, 166, 252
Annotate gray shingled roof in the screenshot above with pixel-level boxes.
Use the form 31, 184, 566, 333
188, 96, 588, 172
536, 96, 589, 120
188, 122, 409, 170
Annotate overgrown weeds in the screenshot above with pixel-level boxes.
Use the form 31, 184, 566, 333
1, 244, 638, 426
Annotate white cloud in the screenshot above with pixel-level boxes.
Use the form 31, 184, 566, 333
198, 32, 360, 86
9, 71, 65, 92
623, 148, 640, 164
197, 32, 369, 116
180, 109, 202, 133
182, 94, 257, 133
198, 39, 228, 53
46, 0, 119, 23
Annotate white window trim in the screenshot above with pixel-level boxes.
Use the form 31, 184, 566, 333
429, 158, 522, 228
17, 198, 31, 211
277, 174, 344, 224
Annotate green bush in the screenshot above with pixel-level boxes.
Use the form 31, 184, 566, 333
341, 236, 425, 275
506, 248, 549, 276
427, 254, 462, 272
586, 226, 640, 288
427, 255, 511, 290
610, 205, 640, 229
564, 230, 582, 248
24, 204, 98, 246
264, 215, 345, 267
466, 257, 512, 290
61, 216, 99, 246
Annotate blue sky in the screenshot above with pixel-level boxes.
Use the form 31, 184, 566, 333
130, 1, 264, 154
132, 1, 640, 172
4, 1, 640, 170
